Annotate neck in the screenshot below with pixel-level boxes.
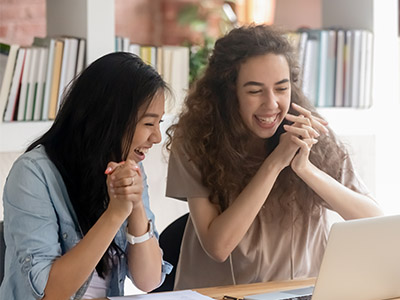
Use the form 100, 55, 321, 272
247, 135, 267, 158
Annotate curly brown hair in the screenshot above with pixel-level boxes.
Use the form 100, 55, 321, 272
167, 24, 348, 218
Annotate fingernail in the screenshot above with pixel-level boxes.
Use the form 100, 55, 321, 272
104, 167, 113, 174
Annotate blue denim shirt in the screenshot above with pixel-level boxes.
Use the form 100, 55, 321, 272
0, 145, 172, 299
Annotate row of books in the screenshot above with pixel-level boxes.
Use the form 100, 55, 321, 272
114, 36, 190, 115
0, 37, 86, 123
287, 28, 373, 108
0, 36, 189, 122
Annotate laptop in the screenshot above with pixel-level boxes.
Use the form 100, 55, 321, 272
245, 214, 400, 300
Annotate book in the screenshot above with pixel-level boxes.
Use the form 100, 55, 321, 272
350, 30, 362, 107
334, 30, 345, 107
285, 31, 301, 56
358, 30, 368, 108
16, 47, 32, 121
156, 46, 163, 76
0, 43, 10, 88
316, 30, 328, 107
324, 30, 337, 107
57, 37, 79, 113
56, 37, 70, 113
301, 35, 319, 105
140, 46, 152, 65
41, 38, 56, 120
363, 31, 373, 108
3, 48, 26, 121
24, 47, 40, 121
343, 30, 353, 107
48, 39, 64, 120
75, 38, 86, 76
122, 36, 130, 52
0, 43, 20, 123
129, 44, 140, 56
298, 31, 309, 73
115, 36, 123, 52
162, 46, 189, 115
33, 47, 48, 121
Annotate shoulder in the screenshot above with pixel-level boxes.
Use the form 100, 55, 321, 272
6, 145, 63, 191
11, 146, 54, 175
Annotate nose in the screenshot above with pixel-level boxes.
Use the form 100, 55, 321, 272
262, 90, 279, 109
149, 124, 162, 144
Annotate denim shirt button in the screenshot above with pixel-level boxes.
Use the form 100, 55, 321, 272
25, 257, 31, 262
63, 232, 68, 239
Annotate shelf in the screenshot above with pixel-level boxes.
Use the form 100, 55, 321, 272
0, 121, 53, 152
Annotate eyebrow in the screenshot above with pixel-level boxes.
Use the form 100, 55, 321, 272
243, 78, 289, 87
142, 113, 161, 118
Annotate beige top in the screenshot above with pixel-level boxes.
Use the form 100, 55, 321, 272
166, 149, 371, 290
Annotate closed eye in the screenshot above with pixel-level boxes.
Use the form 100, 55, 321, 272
276, 87, 288, 91
145, 119, 163, 126
249, 90, 262, 94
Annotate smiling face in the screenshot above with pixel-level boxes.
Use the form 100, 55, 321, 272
128, 91, 165, 162
236, 53, 291, 140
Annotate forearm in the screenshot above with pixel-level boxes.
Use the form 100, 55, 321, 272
297, 162, 384, 220
193, 161, 282, 262
43, 209, 124, 300
126, 205, 162, 292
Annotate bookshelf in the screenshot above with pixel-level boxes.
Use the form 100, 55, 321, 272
0, 0, 114, 153
319, 0, 400, 213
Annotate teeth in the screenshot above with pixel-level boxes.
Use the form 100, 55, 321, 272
257, 116, 276, 123
136, 148, 149, 154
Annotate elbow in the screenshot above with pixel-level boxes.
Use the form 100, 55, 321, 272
203, 243, 232, 263
346, 206, 385, 221
135, 277, 162, 293
359, 202, 385, 219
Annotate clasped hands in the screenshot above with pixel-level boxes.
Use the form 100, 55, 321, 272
280, 103, 329, 172
105, 160, 144, 219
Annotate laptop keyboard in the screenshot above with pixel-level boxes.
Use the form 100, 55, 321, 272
280, 295, 312, 300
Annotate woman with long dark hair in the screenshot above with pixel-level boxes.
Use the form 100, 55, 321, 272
0, 52, 171, 299
166, 25, 383, 290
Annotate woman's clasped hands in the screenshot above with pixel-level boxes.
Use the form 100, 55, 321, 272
281, 103, 329, 172
105, 160, 143, 219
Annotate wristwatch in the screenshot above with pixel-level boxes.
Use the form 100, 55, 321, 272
125, 219, 154, 245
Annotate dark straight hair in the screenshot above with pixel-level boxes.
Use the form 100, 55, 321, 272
28, 52, 168, 277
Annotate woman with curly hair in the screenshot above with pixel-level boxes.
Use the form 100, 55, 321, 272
166, 25, 383, 290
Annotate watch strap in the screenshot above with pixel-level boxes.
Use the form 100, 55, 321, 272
125, 219, 154, 245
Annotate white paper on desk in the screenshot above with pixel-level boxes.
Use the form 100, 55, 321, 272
108, 290, 213, 300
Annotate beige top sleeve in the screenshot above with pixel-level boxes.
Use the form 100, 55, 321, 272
166, 147, 210, 201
